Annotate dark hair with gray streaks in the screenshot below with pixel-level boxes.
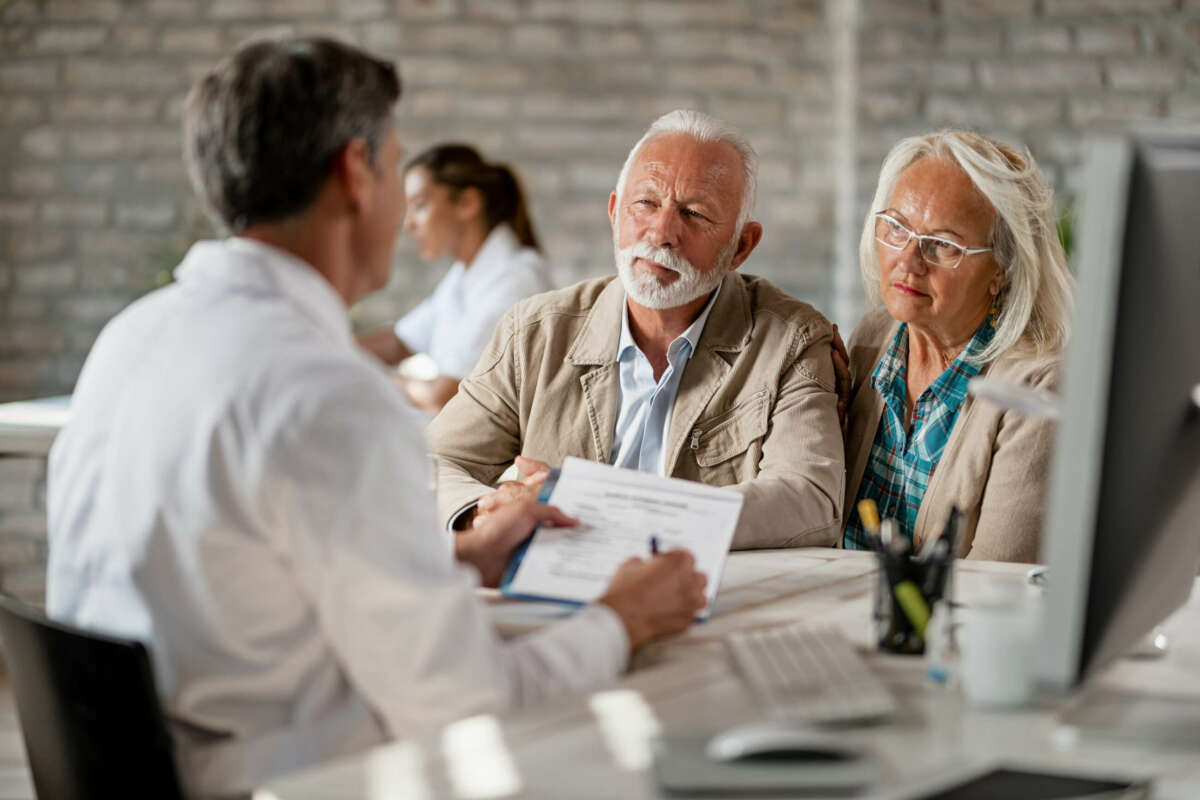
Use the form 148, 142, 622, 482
183, 36, 401, 233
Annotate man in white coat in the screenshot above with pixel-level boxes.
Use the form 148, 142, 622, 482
46, 36, 706, 797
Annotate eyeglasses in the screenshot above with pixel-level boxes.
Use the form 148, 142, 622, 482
873, 212, 992, 270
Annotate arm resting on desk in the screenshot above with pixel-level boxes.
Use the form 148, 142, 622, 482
273, 377, 629, 734
727, 338, 845, 550
431, 313, 527, 530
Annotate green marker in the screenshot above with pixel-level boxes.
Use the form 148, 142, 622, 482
893, 580, 931, 637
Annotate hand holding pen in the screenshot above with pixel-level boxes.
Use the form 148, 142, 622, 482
600, 538, 707, 646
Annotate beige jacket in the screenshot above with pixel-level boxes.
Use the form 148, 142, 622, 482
843, 308, 1059, 563
429, 272, 845, 549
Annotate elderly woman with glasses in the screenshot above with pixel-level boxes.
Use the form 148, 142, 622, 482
841, 130, 1074, 562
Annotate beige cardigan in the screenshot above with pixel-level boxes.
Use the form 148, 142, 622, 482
429, 271, 845, 550
843, 308, 1059, 562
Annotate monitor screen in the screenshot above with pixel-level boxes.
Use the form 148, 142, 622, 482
1037, 130, 1200, 690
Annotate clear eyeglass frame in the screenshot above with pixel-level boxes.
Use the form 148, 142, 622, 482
873, 212, 992, 270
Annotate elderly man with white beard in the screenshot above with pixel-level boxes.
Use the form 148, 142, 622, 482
428, 110, 844, 549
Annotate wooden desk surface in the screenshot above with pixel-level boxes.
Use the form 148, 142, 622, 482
258, 549, 1200, 799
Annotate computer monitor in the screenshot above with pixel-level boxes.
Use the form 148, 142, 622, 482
1037, 129, 1200, 691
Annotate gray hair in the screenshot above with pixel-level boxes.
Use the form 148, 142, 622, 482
183, 36, 400, 233
859, 129, 1074, 363
615, 109, 758, 234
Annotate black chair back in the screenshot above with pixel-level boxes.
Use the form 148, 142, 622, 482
0, 595, 184, 800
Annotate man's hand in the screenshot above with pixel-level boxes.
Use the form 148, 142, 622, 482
831, 323, 851, 433
455, 496, 577, 588
472, 456, 553, 528
598, 550, 708, 648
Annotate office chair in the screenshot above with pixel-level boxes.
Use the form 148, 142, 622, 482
0, 595, 185, 800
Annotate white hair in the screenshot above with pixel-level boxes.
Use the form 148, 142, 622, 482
615, 109, 758, 234
860, 129, 1075, 364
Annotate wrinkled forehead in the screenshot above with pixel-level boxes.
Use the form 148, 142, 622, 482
633, 159, 733, 192
888, 156, 995, 236
623, 134, 745, 204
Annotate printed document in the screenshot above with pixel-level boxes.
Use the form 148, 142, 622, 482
503, 457, 743, 618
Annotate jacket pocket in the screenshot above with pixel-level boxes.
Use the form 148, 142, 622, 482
692, 390, 769, 467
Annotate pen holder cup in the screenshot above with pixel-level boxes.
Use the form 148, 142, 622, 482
873, 547, 953, 655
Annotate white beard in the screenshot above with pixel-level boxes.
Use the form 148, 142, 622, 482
614, 236, 736, 310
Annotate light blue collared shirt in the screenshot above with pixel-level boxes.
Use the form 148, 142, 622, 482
610, 286, 721, 476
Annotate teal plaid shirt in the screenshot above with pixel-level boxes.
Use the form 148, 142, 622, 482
843, 320, 994, 549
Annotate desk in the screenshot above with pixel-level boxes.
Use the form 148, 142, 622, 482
256, 549, 1200, 799
0, 395, 70, 457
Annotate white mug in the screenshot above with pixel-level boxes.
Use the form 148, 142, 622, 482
961, 580, 1039, 708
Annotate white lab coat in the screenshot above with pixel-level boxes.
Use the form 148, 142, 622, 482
394, 224, 552, 378
46, 237, 626, 796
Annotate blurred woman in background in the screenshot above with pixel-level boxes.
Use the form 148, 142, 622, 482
359, 144, 552, 411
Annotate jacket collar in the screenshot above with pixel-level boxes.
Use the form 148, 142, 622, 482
567, 270, 752, 366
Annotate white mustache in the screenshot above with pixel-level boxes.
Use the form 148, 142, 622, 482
619, 241, 699, 276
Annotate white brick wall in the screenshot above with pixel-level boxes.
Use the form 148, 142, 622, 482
0, 0, 851, 405
857, 0, 1199, 219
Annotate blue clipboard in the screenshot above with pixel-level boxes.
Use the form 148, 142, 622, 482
496, 461, 721, 622
499, 468, 583, 606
